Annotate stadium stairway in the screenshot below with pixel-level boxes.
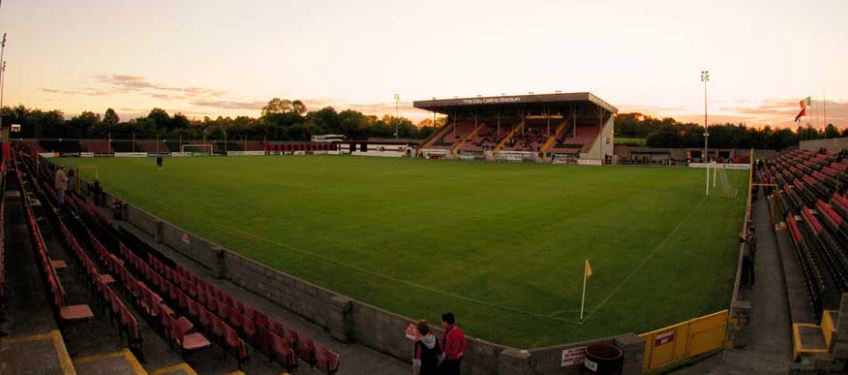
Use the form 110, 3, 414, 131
7, 157, 180, 375
450, 122, 485, 155
492, 121, 524, 154
539, 120, 569, 154
1, 169, 78, 374
761, 149, 848, 371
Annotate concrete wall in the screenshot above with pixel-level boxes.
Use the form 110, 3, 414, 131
117, 200, 645, 374
580, 115, 615, 163
527, 335, 643, 375
800, 137, 848, 153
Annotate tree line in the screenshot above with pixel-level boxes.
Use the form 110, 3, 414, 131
3, 99, 845, 150
2, 98, 442, 141
615, 113, 847, 150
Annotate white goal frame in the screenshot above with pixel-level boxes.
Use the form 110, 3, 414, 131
706, 162, 736, 197
706, 162, 716, 196
180, 144, 214, 155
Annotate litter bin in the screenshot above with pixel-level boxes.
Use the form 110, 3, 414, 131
113, 199, 124, 220
583, 343, 623, 375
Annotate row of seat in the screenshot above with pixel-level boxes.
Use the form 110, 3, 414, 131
786, 213, 826, 317
68, 177, 341, 373
19, 152, 221, 366
21, 150, 341, 374
122, 210, 339, 373
267, 143, 335, 153
18, 151, 147, 358
765, 149, 848, 316
11, 153, 95, 326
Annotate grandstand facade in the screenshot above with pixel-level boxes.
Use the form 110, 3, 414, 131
414, 92, 617, 164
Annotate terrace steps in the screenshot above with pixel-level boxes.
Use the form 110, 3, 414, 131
451, 122, 485, 155
539, 121, 569, 153
493, 121, 524, 155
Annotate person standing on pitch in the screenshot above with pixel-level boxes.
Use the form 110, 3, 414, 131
55, 165, 68, 209
439, 313, 466, 375
412, 320, 441, 375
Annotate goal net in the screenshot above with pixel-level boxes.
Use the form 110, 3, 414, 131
180, 144, 214, 156
706, 163, 737, 197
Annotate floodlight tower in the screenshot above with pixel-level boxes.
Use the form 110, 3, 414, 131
700, 70, 710, 162
0, 33, 6, 130
393, 93, 400, 139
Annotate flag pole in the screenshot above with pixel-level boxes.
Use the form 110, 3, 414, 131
580, 260, 588, 322
824, 87, 827, 127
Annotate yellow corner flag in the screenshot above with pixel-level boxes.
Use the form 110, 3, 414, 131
580, 259, 591, 322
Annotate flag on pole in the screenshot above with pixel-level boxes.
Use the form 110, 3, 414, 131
580, 259, 592, 321
795, 98, 807, 123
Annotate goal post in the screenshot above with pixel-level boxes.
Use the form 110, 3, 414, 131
706, 161, 715, 196
706, 162, 737, 197
180, 144, 214, 155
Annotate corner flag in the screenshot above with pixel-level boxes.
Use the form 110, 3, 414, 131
580, 259, 592, 322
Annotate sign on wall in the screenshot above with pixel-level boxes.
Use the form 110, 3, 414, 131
404, 322, 419, 341
655, 330, 675, 346
561, 345, 587, 366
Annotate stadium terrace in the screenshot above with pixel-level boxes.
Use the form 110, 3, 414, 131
414, 92, 617, 165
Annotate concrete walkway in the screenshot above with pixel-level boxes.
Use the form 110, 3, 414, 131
673, 190, 793, 374
0, 175, 76, 374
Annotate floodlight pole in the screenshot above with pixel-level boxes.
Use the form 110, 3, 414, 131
394, 93, 400, 140
701, 70, 710, 163
0, 33, 7, 130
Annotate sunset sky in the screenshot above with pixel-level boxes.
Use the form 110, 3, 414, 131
1, 0, 846, 127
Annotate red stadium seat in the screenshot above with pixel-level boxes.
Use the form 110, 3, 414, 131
254, 311, 269, 328
315, 344, 340, 375
224, 326, 249, 368
297, 336, 316, 365
270, 332, 297, 371
227, 306, 243, 331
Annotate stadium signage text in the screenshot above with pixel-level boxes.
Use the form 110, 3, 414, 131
461, 97, 521, 105
655, 330, 675, 346
560, 345, 587, 367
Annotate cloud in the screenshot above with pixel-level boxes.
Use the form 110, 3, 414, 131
97, 74, 164, 91
724, 98, 848, 127
189, 100, 266, 110
41, 74, 228, 100
618, 103, 688, 115
620, 99, 848, 128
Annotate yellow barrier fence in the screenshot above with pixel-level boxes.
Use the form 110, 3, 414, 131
639, 310, 728, 372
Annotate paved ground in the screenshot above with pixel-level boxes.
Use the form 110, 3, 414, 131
0, 175, 76, 374
672, 189, 793, 374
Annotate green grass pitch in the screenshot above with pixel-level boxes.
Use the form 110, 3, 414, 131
61, 156, 748, 348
